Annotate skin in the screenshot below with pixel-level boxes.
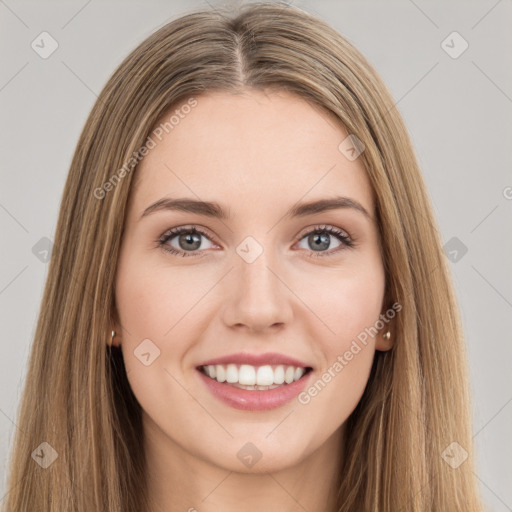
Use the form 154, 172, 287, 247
113, 89, 393, 512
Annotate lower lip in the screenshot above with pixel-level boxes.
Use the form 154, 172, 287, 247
197, 369, 312, 411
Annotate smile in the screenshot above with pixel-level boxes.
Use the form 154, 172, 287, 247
197, 364, 313, 411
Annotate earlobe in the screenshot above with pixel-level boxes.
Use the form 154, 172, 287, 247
108, 310, 123, 348
108, 329, 122, 348
109, 306, 122, 346
376, 329, 393, 351
375, 298, 398, 351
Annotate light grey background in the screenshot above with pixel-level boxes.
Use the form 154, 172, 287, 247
1, 1, 511, 509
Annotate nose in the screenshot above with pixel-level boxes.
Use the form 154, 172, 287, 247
222, 246, 294, 333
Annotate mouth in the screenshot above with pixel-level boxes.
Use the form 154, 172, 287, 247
197, 363, 313, 391
195, 352, 314, 410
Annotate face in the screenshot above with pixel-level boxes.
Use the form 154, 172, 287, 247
114, 89, 391, 474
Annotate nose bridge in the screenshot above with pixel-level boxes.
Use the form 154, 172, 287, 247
225, 235, 292, 330
239, 246, 275, 294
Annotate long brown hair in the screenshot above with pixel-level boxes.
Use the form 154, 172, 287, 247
2, 2, 483, 510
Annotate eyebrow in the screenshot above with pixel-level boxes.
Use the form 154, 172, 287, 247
139, 195, 371, 221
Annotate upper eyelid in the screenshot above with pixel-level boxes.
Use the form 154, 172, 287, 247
297, 224, 350, 237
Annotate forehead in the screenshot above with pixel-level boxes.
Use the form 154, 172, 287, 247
131, 89, 373, 219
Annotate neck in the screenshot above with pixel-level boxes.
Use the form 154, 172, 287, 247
143, 415, 344, 512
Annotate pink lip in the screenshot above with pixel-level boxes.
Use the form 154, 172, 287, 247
197, 368, 313, 411
197, 351, 312, 369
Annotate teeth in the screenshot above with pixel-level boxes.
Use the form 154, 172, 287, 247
294, 367, 304, 381
255, 365, 274, 386
239, 364, 256, 385
274, 365, 285, 384
201, 363, 308, 387
226, 364, 238, 383
216, 365, 226, 382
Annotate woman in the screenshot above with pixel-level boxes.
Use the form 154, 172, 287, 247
3, 2, 484, 511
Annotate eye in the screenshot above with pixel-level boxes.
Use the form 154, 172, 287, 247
157, 224, 354, 258
295, 225, 354, 257
158, 225, 216, 257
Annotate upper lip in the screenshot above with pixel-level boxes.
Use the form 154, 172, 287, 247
197, 352, 312, 369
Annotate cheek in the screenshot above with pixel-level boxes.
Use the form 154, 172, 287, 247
317, 278, 382, 383
296, 262, 385, 351
332, 276, 384, 345
114, 261, 192, 426
116, 275, 168, 337
294, 257, 385, 408
114, 254, 212, 396
115, 251, 201, 340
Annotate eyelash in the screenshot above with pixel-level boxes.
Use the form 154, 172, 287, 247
157, 224, 355, 259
